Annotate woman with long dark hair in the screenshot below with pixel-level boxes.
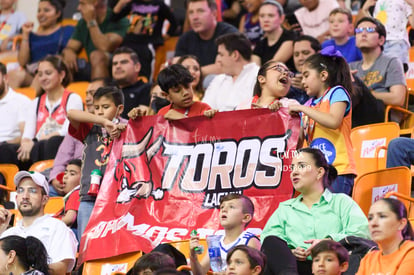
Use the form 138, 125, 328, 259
357, 198, 414, 275
17, 55, 83, 164
0, 235, 50, 275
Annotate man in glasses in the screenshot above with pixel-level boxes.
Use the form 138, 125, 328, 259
350, 17, 406, 107
0, 171, 78, 275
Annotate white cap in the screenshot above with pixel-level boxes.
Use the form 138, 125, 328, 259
14, 171, 49, 196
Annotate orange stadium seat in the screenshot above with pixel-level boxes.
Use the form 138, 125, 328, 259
350, 122, 400, 178
45, 197, 64, 216
352, 167, 412, 217
61, 18, 78, 27
168, 239, 208, 260
384, 104, 414, 136
0, 164, 18, 200
67, 81, 89, 104
82, 250, 142, 274
15, 86, 36, 99
153, 36, 178, 80
169, 239, 213, 275
0, 50, 17, 66
29, 159, 54, 172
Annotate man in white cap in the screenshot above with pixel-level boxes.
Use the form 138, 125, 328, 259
0, 171, 78, 275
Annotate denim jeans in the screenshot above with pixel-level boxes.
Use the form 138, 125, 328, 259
384, 40, 409, 65
77, 201, 95, 241
330, 174, 355, 196
386, 137, 414, 168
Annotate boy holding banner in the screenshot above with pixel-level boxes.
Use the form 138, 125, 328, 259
189, 194, 261, 275
67, 86, 126, 241
156, 64, 212, 120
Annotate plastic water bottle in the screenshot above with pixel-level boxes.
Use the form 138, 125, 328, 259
207, 235, 223, 272
190, 230, 204, 254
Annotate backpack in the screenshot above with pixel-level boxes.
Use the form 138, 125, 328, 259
339, 236, 378, 275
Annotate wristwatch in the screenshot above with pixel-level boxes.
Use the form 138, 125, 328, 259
87, 20, 97, 28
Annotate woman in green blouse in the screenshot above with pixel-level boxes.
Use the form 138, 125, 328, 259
260, 147, 369, 275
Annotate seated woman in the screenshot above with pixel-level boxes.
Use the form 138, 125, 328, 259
252, 0, 296, 70
260, 148, 369, 275
17, 55, 83, 164
0, 235, 50, 275
357, 198, 414, 275
237, 61, 298, 110
177, 55, 204, 101
9, 0, 74, 88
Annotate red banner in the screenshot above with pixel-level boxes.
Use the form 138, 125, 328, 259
78, 108, 300, 263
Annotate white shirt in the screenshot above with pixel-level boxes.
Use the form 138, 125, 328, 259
1, 215, 78, 272
0, 88, 30, 142
217, 230, 259, 270
294, 0, 339, 38
374, 0, 412, 43
203, 63, 259, 111
23, 92, 83, 140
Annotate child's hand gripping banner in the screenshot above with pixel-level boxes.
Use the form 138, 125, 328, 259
78, 108, 301, 264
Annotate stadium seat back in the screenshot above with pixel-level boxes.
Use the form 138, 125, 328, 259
352, 167, 412, 216
82, 250, 143, 274
350, 122, 400, 178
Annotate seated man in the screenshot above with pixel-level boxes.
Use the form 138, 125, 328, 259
62, 0, 129, 80
0, 171, 78, 275
350, 17, 406, 107
174, 0, 238, 76
202, 33, 259, 111
112, 47, 151, 119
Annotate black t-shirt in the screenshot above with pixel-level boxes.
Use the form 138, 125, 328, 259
120, 80, 152, 119
253, 28, 296, 71
112, 0, 178, 46
174, 22, 238, 66
351, 75, 385, 128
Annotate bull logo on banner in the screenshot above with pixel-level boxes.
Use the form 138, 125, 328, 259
115, 128, 163, 203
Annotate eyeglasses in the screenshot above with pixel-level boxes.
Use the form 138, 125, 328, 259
269, 64, 295, 78
355, 27, 377, 34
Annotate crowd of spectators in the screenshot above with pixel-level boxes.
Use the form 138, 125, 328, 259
0, 0, 413, 274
